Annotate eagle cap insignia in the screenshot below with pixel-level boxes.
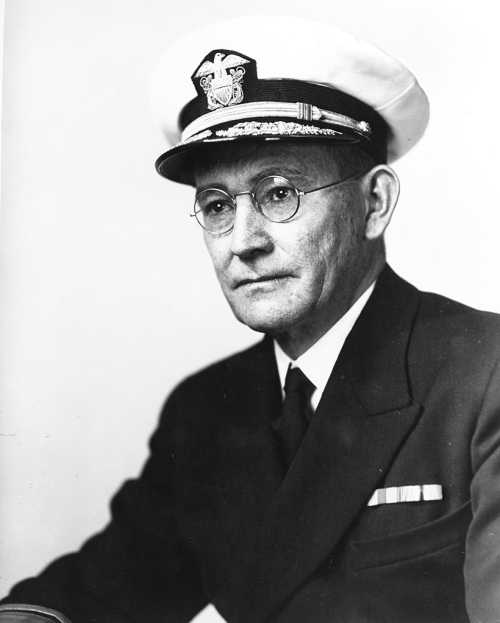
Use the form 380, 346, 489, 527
192, 49, 257, 111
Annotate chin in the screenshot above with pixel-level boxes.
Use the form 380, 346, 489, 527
230, 299, 307, 336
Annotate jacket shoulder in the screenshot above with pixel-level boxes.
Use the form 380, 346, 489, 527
160, 337, 272, 423
409, 287, 500, 394
176, 337, 268, 391
417, 288, 500, 345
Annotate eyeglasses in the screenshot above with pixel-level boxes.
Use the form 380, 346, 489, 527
191, 170, 366, 235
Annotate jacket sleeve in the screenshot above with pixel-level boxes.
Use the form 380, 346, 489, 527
1, 387, 208, 623
465, 356, 500, 623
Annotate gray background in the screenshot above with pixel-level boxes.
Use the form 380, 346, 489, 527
1, 1, 499, 620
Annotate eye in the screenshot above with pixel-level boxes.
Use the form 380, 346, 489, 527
268, 185, 292, 202
202, 199, 232, 216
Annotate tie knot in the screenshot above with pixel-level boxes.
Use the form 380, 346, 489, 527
284, 365, 315, 400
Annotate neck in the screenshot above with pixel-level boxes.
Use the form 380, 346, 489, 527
275, 259, 384, 360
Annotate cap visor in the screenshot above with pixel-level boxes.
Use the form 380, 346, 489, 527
155, 132, 363, 185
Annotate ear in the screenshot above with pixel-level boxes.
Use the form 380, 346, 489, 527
361, 165, 400, 240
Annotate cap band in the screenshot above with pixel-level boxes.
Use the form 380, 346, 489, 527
181, 101, 371, 142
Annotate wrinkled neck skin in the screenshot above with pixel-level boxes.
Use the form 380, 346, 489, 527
273, 251, 385, 360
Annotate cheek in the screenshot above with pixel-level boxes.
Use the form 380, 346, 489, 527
204, 237, 230, 280
304, 207, 362, 290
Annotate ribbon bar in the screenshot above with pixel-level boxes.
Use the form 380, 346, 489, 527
367, 484, 443, 507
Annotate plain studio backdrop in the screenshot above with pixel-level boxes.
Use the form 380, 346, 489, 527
1, 1, 499, 620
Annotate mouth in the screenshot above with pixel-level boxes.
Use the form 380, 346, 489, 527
234, 274, 291, 289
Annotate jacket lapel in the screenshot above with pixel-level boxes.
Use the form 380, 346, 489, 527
220, 333, 285, 494
242, 266, 424, 622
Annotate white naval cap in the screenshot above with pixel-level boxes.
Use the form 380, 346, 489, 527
151, 16, 429, 185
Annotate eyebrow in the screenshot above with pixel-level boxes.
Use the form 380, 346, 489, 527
248, 166, 306, 185
196, 165, 309, 193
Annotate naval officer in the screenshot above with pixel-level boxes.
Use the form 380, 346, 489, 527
2, 16, 500, 623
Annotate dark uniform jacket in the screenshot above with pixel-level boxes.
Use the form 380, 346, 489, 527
4, 265, 500, 623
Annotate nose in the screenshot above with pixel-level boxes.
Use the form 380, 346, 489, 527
229, 193, 274, 259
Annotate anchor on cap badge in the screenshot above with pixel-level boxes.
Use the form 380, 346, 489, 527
192, 49, 256, 110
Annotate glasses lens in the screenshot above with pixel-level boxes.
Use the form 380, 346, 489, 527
255, 176, 299, 222
195, 189, 235, 233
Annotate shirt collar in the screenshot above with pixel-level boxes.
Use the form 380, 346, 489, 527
274, 281, 376, 407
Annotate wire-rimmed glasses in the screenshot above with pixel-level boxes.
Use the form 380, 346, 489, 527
191, 170, 366, 235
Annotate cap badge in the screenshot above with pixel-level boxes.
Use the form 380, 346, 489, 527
192, 50, 254, 111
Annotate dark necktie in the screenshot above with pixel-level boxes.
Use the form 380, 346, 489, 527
272, 365, 315, 469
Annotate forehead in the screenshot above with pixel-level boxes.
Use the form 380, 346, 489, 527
193, 140, 341, 187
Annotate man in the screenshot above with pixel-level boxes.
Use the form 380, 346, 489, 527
2, 16, 500, 623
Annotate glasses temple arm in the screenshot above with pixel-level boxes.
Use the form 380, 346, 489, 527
302, 169, 368, 196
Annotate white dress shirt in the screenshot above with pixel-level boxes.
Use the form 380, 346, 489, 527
274, 282, 376, 411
